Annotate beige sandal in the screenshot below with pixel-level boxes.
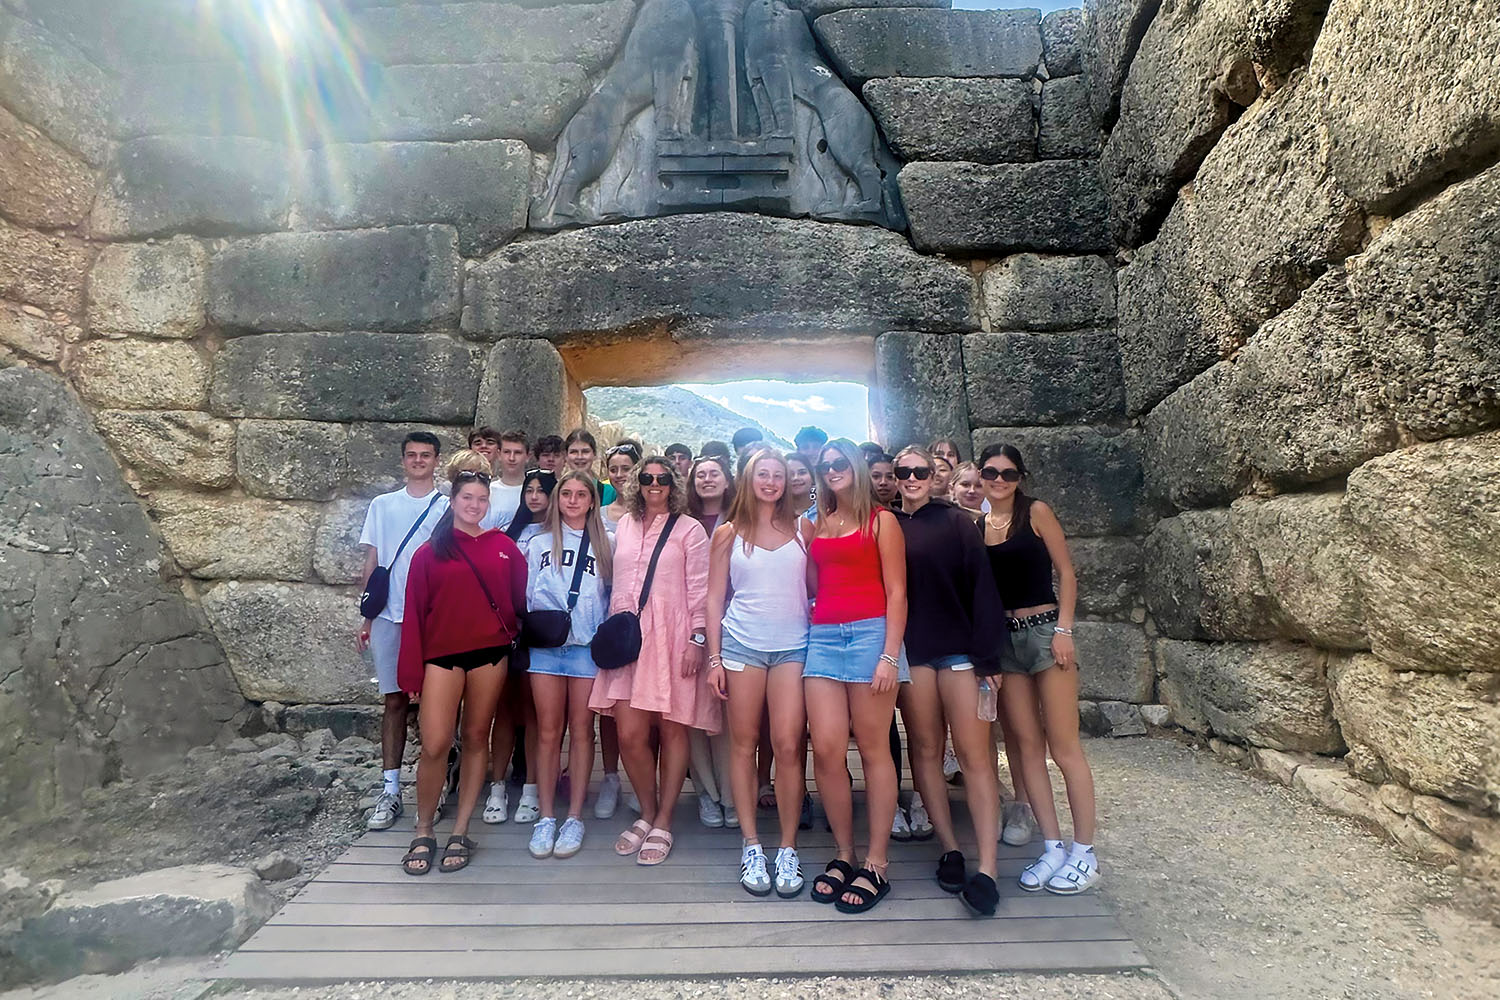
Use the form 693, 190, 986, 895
636, 828, 674, 866
614, 818, 652, 856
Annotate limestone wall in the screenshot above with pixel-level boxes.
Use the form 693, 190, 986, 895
1088, 0, 1500, 886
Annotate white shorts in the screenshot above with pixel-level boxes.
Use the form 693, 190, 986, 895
370, 616, 402, 695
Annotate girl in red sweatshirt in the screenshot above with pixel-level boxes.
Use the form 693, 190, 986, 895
397, 451, 528, 876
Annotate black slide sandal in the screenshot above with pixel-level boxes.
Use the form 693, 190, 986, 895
960, 872, 1000, 917
402, 836, 437, 876
834, 867, 891, 914
811, 858, 855, 904
441, 834, 477, 872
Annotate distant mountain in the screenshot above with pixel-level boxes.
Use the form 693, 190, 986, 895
585, 386, 793, 454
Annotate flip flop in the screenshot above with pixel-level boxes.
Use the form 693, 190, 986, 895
614, 818, 652, 856
636, 828, 674, 866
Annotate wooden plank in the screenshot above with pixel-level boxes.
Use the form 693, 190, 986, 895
293, 878, 1022, 904
335, 845, 1042, 867
242, 915, 1130, 953
216, 940, 1149, 980
313, 860, 1035, 884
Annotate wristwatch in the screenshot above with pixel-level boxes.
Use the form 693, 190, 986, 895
689, 632, 707, 647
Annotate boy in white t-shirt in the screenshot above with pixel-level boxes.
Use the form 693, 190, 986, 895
481, 429, 529, 532
356, 431, 448, 830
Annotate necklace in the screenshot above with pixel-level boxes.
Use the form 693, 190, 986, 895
985, 511, 1012, 537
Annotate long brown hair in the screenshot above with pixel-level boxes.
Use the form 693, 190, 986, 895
544, 468, 612, 580
687, 454, 736, 521
430, 449, 492, 561
723, 447, 800, 553
977, 442, 1034, 541
814, 438, 878, 536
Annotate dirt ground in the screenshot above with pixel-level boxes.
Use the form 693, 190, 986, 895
5, 738, 1498, 1000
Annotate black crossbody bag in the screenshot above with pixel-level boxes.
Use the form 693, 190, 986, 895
523, 530, 591, 648
591, 514, 679, 671
358, 493, 441, 619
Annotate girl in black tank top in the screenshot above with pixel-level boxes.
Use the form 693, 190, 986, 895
978, 443, 1102, 898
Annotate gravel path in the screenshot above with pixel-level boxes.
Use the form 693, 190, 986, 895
6, 738, 1497, 1000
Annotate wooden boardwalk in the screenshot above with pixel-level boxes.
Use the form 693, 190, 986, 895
216, 764, 1146, 982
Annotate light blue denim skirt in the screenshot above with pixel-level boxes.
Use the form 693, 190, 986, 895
803, 616, 911, 684
528, 643, 597, 679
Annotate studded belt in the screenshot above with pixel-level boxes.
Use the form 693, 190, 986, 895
1006, 608, 1060, 632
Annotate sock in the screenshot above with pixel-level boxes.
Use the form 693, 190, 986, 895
382, 768, 400, 796
743, 841, 763, 856
1069, 842, 1094, 858
521, 782, 538, 800
1043, 838, 1066, 855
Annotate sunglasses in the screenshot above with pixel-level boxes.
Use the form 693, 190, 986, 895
980, 467, 1023, 483
638, 472, 674, 486
606, 445, 638, 458
815, 457, 853, 476
895, 466, 933, 480
455, 469, 492, 484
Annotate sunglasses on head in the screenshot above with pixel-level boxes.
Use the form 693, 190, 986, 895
980, 467, 1023, 483
894, 465, 933, 480
638, 471, 674, 486
455, 469, 492, 484
815, 457, 853, 476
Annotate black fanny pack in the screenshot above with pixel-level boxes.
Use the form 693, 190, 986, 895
358, 493, 440, 619
591, 514, 678, 671
523, 529, 590, 649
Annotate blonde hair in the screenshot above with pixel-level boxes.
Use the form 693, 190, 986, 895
893, 445, 934, 469
624, 455, 688, 518
445, 448, 493, 482
545, 469, 612, 581
723, 446, 800, 553
815, 438, 879, 536
950, 461, 983, 507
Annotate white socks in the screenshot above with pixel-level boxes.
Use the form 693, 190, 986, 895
1042, 838, 1066, 857
1069, 841, 1094, 858
382, 768, 400, 796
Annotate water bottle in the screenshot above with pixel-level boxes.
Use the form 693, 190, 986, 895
977, 678, 998, 723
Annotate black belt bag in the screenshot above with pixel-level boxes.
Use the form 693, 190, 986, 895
358, 493, 441, 619
523, 530, 590, 649
591, 514, 678, 672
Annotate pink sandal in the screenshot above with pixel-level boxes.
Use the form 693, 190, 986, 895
636, 828, 674, 866
614, 818, 652, 856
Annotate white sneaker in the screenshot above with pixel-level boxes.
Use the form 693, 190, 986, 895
739, 844, 771, 897
1046, 849, 1102, 895
482, 781, 508, 824
1019, 844, 1068, 892
515, 783, 540, 823
1001, 801, 1038, 846
529, 817, 558, 859
943, 746, 962, 784
594, 772, 620, 819
367, 790, 402, 830
554, 817, 585, 858
724, 802, 739, 829
891, 805, 913, 841
773, 846, 804, 898
908, 792, 934, 839
699, 792, 725, 828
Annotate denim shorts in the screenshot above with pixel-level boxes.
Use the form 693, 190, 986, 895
720, 630, 807, 671
528, 643, 597, 679
803, 616, 911, 684
913, 653, 974, 671
1000, 622, 1056, 675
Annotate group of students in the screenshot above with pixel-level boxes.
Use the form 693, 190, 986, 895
355, 423, 1099, 918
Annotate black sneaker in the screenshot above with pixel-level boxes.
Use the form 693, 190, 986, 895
937, 849, 966, 893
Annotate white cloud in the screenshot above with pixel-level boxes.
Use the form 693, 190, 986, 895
742, 393, 836, 414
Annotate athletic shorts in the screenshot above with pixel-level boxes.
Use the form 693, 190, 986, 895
528, 643, 597, 679
370, 616, 402, 695
430, 645, 510, 671
719, 630, 807, 671
802, 616, 911, 685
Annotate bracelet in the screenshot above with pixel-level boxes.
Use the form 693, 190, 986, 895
1053, 626, 1074, 636
878, 653, 900, 667
707, 654, 723, 667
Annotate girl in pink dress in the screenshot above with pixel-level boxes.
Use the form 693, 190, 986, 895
591, 456, 719, 866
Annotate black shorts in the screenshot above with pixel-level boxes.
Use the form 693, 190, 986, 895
429, 645, 510, 671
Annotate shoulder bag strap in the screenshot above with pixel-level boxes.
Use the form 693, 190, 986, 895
564, 529, 591, 613
635, 513, 680, 613
386, 493, 442, 569
455, 545, 506, 626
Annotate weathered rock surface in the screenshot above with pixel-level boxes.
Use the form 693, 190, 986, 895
874, 332, 969, 453
900, 160, 1111, 254
969, 425, 1144, 535
345, 421, 469, 497
1098, 699, 1147, 736
814, 8, 1043, 83
202, 583, 374, 704
0, 302, 73, 364
1329, 653, 1500, 813
475, 339, 570, 440
1076, 621, 1154, 703
71, 339, 210, 410
863, 77, 1035, 163
353, 0, 633, 71
0, 216, 91, 313
0, 103, 94, 227
1080, 0, 1159, 126
1070, 535, 1143, 621
0, 368, 243, 820
236, 420, 349, 501
251, 850, 301, 882
211, 333, 482, 424
207, 226, 461, 334
1140, 360, 1244, 509
303, 140, 532, 255
1309, 0, 1500, 211
980, 253, 1115, 332
0, 12, 112, 164
1156, 639, 1344, 754
15, 864, 273, 978
86, 238, 207, 339
963, 330, 1123, 426
1041, 7, 1084, 76
93, 410, 236, 489
1038, 76, 1098, 159
313, 498, 370, 586
1142, 509, 1241, 641
1345, 433, 1500, 675
90, 137, 293, 238
353, 61, 592, 147
150, 492, 316, 582
793, 0, 951, 16
463, 214, 976, 339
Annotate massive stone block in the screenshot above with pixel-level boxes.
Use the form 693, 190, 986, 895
1038, 76, 1099, 159
1345, 433, 1500, 675
862, 78, 1035, 163
1140, 361, 1245, 509
210, 333, 482, 424
93, 410, 236, 489
352, 62, 592, 147
1309, 0, 1500, 211
0, 216, 92, 313
201, 582, 375, 704
1156, 639, 1344, 754
302, 141, 532, 255
1080, 0, 1159, 126
150, 492, 317, 581
353, 0, 633, 72
0, 302, 71, 364
87, 238, 207, 339
1141, 509, 1241, 641
345, 421, 470, 497
1076, 621, 1153, 702
900, 160, 1112, 255
90, 137, 294, 239
0, 12, 112, 164
313, 498, 370, 586
963, 330, 1123, 426
969, 425, 1144, 535
980, 253, 1116, 332
475, 339, 570, 439
207, 226, 462, 334
1069, 535, 1143, 622
1041, 8, 1084, 76
71, 339, 210, 411
1329, 653, 1500, 813
0, 103, 94, 227
462, 215, 976, 339
236, 420, 350, 501
814, 8, 1043, 83
0, 368, 243, 819
793, 0, 951, 15
874, 332, 968, 453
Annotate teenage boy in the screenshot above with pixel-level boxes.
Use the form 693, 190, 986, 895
469, 427, 502, 469
794, 425, 827, 464
357, 432, 448, 830
482, 429, 529, 530
534, 434, 564, 473
731, 426, 763, 456
664, 442, 693, 478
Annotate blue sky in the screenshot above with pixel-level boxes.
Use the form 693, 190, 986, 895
677, 380, 871, 443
